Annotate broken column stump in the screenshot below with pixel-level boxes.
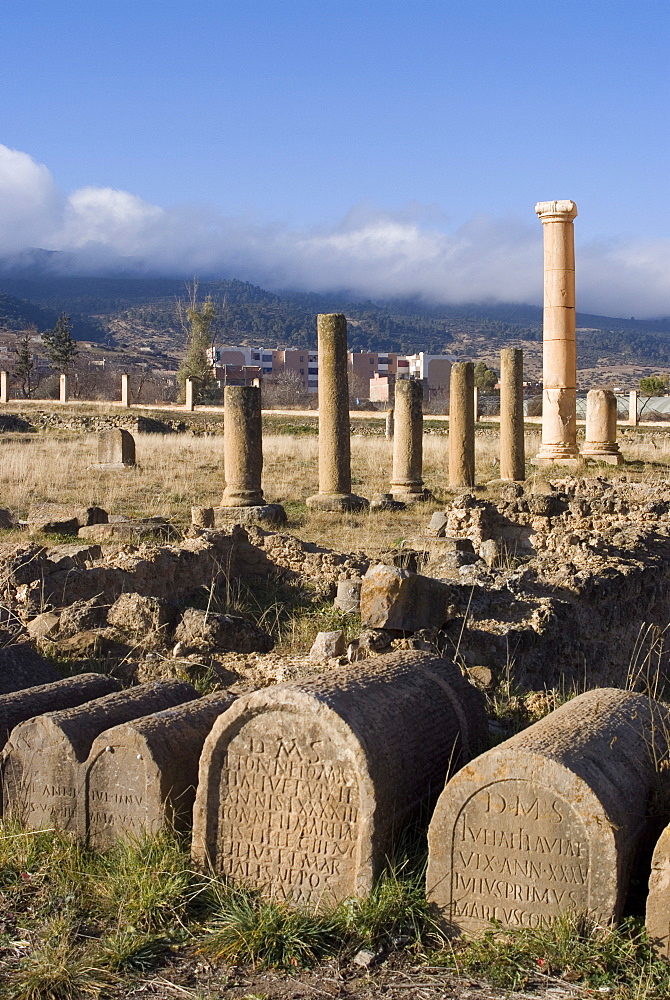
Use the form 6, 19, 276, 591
86, 690, 236, 849
192, 650, 487, 908
427, 688, 670, 935
1, 680, 197, 835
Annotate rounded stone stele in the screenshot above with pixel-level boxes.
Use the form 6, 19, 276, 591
221, 385, 265, 506
192, 650, 487, 909
499, 348, 525, 481
86, 691, 235, 849
581, 389, 622, 465
307, 314, 368, 512
391, 379, 424, 498
427, 688, 670, 936
449, 362, 475, 487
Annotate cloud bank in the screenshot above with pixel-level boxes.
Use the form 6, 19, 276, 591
1, 144, 669, 318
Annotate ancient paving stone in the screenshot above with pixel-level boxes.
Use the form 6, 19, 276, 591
86, 690, 236, 849
646, 822, 670, 956
192, 650, 487, 908
426, 688, 670, 936
0, 673, 119, 755
360, 564, 456, 630
174, 608, 274, 655
0, 643, 60, 695
1, 680, 197, 835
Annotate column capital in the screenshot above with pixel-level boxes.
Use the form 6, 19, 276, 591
535, 200, 578, 223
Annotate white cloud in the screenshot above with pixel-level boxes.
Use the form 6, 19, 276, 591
1, 143, 670, 318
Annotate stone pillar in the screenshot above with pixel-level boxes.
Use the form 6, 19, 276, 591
581, 389, 623, 465
534, 200, 580, 466
184, 378, 194, 411
0, 372, 8, 404
499, 348, 525, 481
629, 389, 639, 426
473, 385, 479, 421
59, 373, 68, 403
307, 314, 367, 511
221, 385, 265, 506
390, 380, 424, 499
385, 408, 394, 439
121, 373, 130, 407
449, 362, 475, 487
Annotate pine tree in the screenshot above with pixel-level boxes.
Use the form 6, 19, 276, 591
177, 284, 217, 403
42, 313, 78, 374
13, 327, 40, 397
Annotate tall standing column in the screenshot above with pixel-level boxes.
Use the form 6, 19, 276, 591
629, 389, 639, 426
185, 378, 195, 411
0, 372, 8, 404
449, 362, 475, 487
385, 408, 394, 439
499, 348, 525, 481
390, 379, 425, 499
307, 314, 367, 511
121, 373, 130, 407
534, 200, 581, 466
59, 373, 69, 403
581, 389, 623, 465
221, 385, 265, 506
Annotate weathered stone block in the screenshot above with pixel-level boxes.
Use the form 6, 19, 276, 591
96, 428, 136, 468
360, 564, 455, 630
27, 504, 108, 535
87, 690, 235, 849
427, 688, 670, 935
78, 519, 175, 542
309, 630, 346, 660
1, 679, 197, 835
192, 650, 487, 907
0, 643, 61, 695
107, 593, 173, 638
334, 578, 361, 613
174, 608, 274, 654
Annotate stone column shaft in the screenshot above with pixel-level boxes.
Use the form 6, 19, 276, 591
449, 362, 475, 487
385, 408, 394, 439
0, 372, 8, 404
499, 348, 525, 481
221, 385, 264, 506
581, 389, 622, 465
534, 200, 580, 465
391, 380, 424, 498
59, 373, 69, 404
121, 373, 130, 407
185, 378, 194, 411
629, 389, 639, 426
307, 314, 367, 511
473, 385, 479, 421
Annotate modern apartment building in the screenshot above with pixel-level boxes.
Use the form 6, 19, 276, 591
209, 347, 455, 397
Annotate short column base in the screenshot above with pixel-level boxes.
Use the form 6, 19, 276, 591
581, 447, 623, 466
306, 492, 369, 512
533, 443, 582, 467
390, 485, 433, 502
220, 489, 265, 507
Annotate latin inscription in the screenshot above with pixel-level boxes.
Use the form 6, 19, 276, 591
450, 779, 590, 930
87, 757, 147, 845
218, 720, 360, 904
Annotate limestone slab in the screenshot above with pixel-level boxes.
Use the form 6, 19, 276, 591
192, 650, 487, 907
1, 680, 197, 835
96, 428, 136, 467
86, 690, 236, 849
427, 688, 670, 935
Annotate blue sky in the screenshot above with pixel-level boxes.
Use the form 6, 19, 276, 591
1, 0, 670, 315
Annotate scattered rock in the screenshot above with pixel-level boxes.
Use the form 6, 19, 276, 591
25, 612, 60, 639
107, 593, 173, 641
309, 630, 346, 661
174, 607, 274, 655
361, 564, 456, 631
467, 665, 494, 690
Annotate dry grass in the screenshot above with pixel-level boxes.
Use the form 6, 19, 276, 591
0, 419, 668, 554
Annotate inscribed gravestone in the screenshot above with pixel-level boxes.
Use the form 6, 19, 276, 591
646, 823, 670, 957
86, 690, 236, 849
96, 428, 136, 468
427, 688, 670, 935
1, 680, 197, 836
193, 650, 487, 908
